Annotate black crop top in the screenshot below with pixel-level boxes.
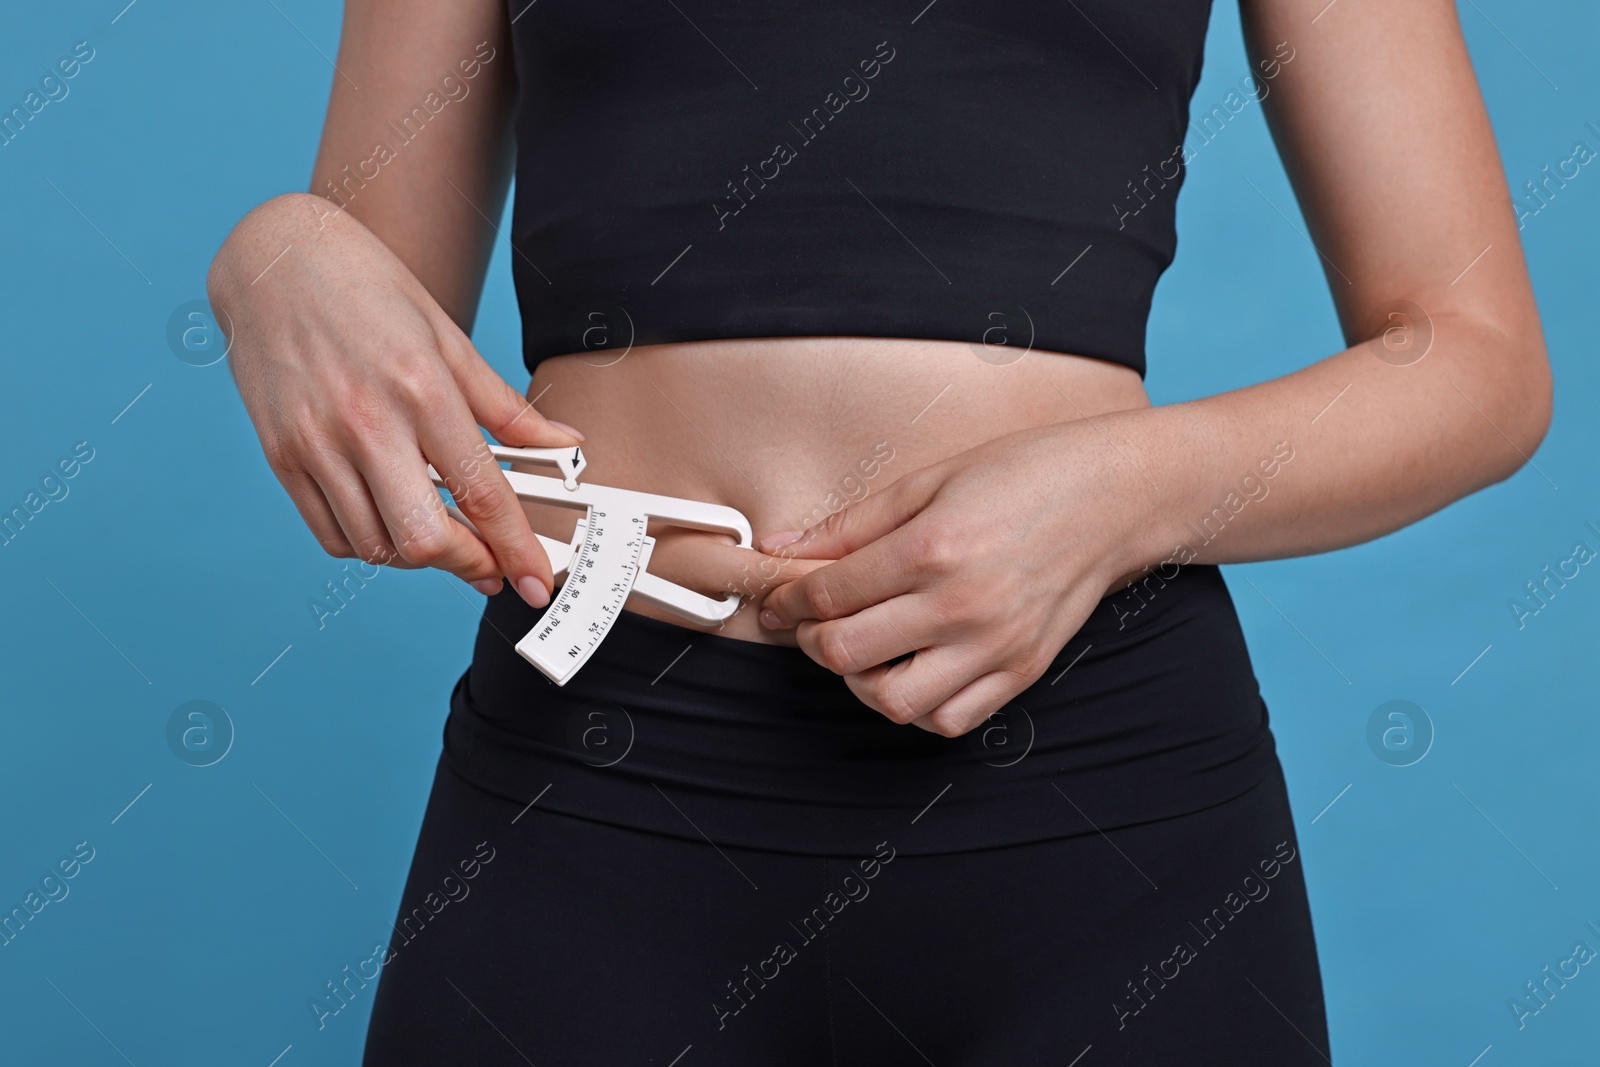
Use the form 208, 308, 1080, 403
505, 1, 1217, 379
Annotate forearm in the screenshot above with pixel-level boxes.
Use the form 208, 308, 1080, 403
1108, 312, 1551, 579
310, 0, 516, 332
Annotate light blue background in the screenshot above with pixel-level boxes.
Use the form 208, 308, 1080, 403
1, 2, 1595, 1064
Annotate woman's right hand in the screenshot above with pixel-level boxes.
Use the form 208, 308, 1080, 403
206, 192, 581, 606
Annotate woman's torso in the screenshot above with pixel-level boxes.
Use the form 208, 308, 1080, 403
441, 0, 1281, 856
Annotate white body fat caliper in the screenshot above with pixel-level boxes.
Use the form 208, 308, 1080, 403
429, 444, 754, 686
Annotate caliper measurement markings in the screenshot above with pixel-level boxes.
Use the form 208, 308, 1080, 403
520, 509, 651, 684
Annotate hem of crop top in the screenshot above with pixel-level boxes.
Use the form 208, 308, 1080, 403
511, 228, 1162, 381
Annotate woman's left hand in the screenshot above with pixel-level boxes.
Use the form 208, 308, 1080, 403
755, 418, 1163, 737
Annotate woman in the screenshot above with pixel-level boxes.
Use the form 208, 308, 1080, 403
208, 1, 1549, 1063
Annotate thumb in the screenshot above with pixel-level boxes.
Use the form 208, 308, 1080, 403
756, 471, 936, 559
442, 334, 584, 448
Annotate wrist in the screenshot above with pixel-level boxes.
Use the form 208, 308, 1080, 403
208, 193, 362, 295
1086, 405, 1197, 596
1105, 400, 1303, 584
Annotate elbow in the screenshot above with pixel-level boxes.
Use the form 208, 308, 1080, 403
1479, 327, 1553, 486
1520, 347, 1554, 460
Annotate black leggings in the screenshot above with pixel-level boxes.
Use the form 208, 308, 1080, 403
362, 755, 1329, 1065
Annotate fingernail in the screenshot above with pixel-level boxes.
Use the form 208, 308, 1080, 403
516, 575, 551, 608
760, 608, 782, 629
471, 578, 502, 596
548, 420, 585, 442
759, 530, 804, 552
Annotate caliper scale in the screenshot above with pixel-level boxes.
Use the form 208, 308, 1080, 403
429, 444, 753, 685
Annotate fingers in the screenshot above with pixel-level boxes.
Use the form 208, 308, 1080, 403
281, 419, 543, 599
419, 402, 556, 606
342, 430, 506, 585
774, 576, 983, 724
837, 642, 974, 729
902, 669, 1034, 738
302, 453, 419, 569
273, 461, 356, 558
788, 593, 943, 678
264, 338, 569, 602
785, 586, 1059, 738
439, 332, 585, 448
757, 519, 941, 630
756, 471, 949, 629
755, 468, 937, 558
831, 585, 1097, 737
840, 643, 1029, 739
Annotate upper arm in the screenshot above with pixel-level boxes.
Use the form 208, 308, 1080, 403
313, 0, 517, 332
1240, 0, 1546, 362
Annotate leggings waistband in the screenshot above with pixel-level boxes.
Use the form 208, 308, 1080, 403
444, 563, 1279, 855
